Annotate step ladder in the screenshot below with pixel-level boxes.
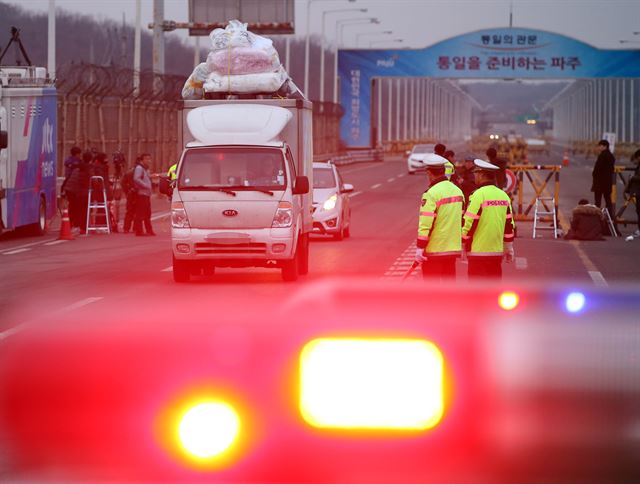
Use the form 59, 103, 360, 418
602, 207, 619, 237
533, 196, 558, 239
85, 176, 111, 234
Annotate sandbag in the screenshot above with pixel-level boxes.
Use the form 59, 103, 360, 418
181, 62, 211, 100
203, 65, 288, 94
207, 46, 280, 76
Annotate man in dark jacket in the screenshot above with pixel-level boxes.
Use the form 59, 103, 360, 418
454, 153, 477, 205
486, 147, 507, 190
564, 199, 606, 241
63, 146, 82, 179
624, 149, 640, 238
592, 139, 615, 218
133, 153, 155, 236
62, 152, 92, 233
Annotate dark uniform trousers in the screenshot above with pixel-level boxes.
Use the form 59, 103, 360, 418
421, 256, 457, 279
468, 256, 503, 279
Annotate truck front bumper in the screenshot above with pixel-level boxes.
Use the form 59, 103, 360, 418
172, 227, 296, 267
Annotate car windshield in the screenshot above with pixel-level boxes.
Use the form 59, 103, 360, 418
178, 147, 286, 189
313, 167, 337, 189
412, 145, 433, 154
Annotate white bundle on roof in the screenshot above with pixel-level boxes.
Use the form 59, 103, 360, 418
181, 20, 290, 98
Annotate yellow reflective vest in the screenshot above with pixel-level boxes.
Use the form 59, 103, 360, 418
167, 163, 178, 181
462, 183, 515, 256
444, 161, 455, 179
417, 177, 464, 256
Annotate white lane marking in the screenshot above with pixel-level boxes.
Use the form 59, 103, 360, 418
371, 183, 382, 189
161, 266, 172, 272
397, 173, 405, 178
387, 177, 395, 183
151, 211, 171, 221
349, 191, 363, 198
44, 240, 69, 246
2, 248, 31, 255
62, 297, 104, 312
515, 257, 528, 270
0, 238, 56, 254
0, 297, 104, 342
588, 271, 608, 287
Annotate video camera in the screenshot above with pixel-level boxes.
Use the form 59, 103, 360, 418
112, 150, 126, 178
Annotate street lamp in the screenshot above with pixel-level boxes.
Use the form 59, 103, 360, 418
370, 39, 403, 48
334, 17, 380, 103
320, 8, 368, 102
355, 30, 392, 47
305, 0, 357, 99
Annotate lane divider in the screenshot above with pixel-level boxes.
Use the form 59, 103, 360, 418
2, 248, 31, 255
0, 238, 56, 254
0, 296, 103, 342
371, 183, 382, 190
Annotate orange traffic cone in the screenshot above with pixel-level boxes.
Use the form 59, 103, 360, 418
562, 152, 570, 166
58, 208, 74, 240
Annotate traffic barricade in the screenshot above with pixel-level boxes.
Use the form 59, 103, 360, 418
510, 164, 561, 222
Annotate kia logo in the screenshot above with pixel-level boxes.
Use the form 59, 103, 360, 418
222, 209, 238, 217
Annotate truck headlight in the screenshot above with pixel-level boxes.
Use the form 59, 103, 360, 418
172, 201, 190, 228
272, 201, 293, 228
322, 194, 337, 211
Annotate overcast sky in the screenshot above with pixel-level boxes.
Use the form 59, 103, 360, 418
4, 0, 640, 49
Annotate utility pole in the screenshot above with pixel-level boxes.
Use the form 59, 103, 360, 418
47, 0, 55, 79
133, 0, 141, 95
152, 0, 165, 76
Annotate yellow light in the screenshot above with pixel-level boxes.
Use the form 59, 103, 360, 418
498, 291, 520, 311
323, 194, 337, 211
299, 338, 444, 430
178, 401, 241, 460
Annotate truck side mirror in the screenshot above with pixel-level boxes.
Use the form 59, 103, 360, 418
293, 176, 309, 195
342, 183, 354, 193
0, 131, 7, 150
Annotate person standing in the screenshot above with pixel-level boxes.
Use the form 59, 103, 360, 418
624, 149, 640, 239
592, 139, 616, 219
133, 153, 155, 236
462, 159, 515, 279
415, 154, 464, 280
61, 152, 92, 233
486, 147, 507, 190
63, 146, 82, 179
454, 153, 477, 205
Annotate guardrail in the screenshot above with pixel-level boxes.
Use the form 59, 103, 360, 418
314, 149, 384, 166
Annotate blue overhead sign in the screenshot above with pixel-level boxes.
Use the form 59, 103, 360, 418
339, 28, 640, 147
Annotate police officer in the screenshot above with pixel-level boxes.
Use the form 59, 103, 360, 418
167, 163, 178, 181
462, 159, 515, 279
415, 153, 465, 279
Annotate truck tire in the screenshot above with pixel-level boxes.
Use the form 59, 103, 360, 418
29, 197, 47, 236
281, 250, 299, 282
173, 256, 190, 283
298, 233, 309, 275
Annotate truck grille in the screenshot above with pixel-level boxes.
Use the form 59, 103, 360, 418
194, 242, 268, 255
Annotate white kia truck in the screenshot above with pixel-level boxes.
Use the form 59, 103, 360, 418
171, 99, 313, 282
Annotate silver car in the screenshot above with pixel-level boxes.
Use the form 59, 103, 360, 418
312, 162, 354, 240
407, 143, 437, 174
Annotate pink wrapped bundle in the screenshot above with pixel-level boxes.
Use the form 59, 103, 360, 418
207, 47, 279, 76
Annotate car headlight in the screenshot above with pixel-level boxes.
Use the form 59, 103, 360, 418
322, 194, 337, 211
171, 201, 190, 228
272, 201, 293, 228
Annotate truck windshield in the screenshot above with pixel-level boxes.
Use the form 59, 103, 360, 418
179, 147, 286, 190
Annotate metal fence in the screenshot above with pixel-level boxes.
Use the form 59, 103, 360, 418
55, 62, 344, 175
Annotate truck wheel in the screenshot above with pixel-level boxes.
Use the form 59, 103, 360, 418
201, 265, 215, 277
29, 197, 47, 236
298, 233, 309, 275
173, 256, 190, 283
282, 250, 299, 282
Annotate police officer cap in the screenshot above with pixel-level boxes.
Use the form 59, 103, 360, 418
423, 153, 449, 167
474, 158, 499, 171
